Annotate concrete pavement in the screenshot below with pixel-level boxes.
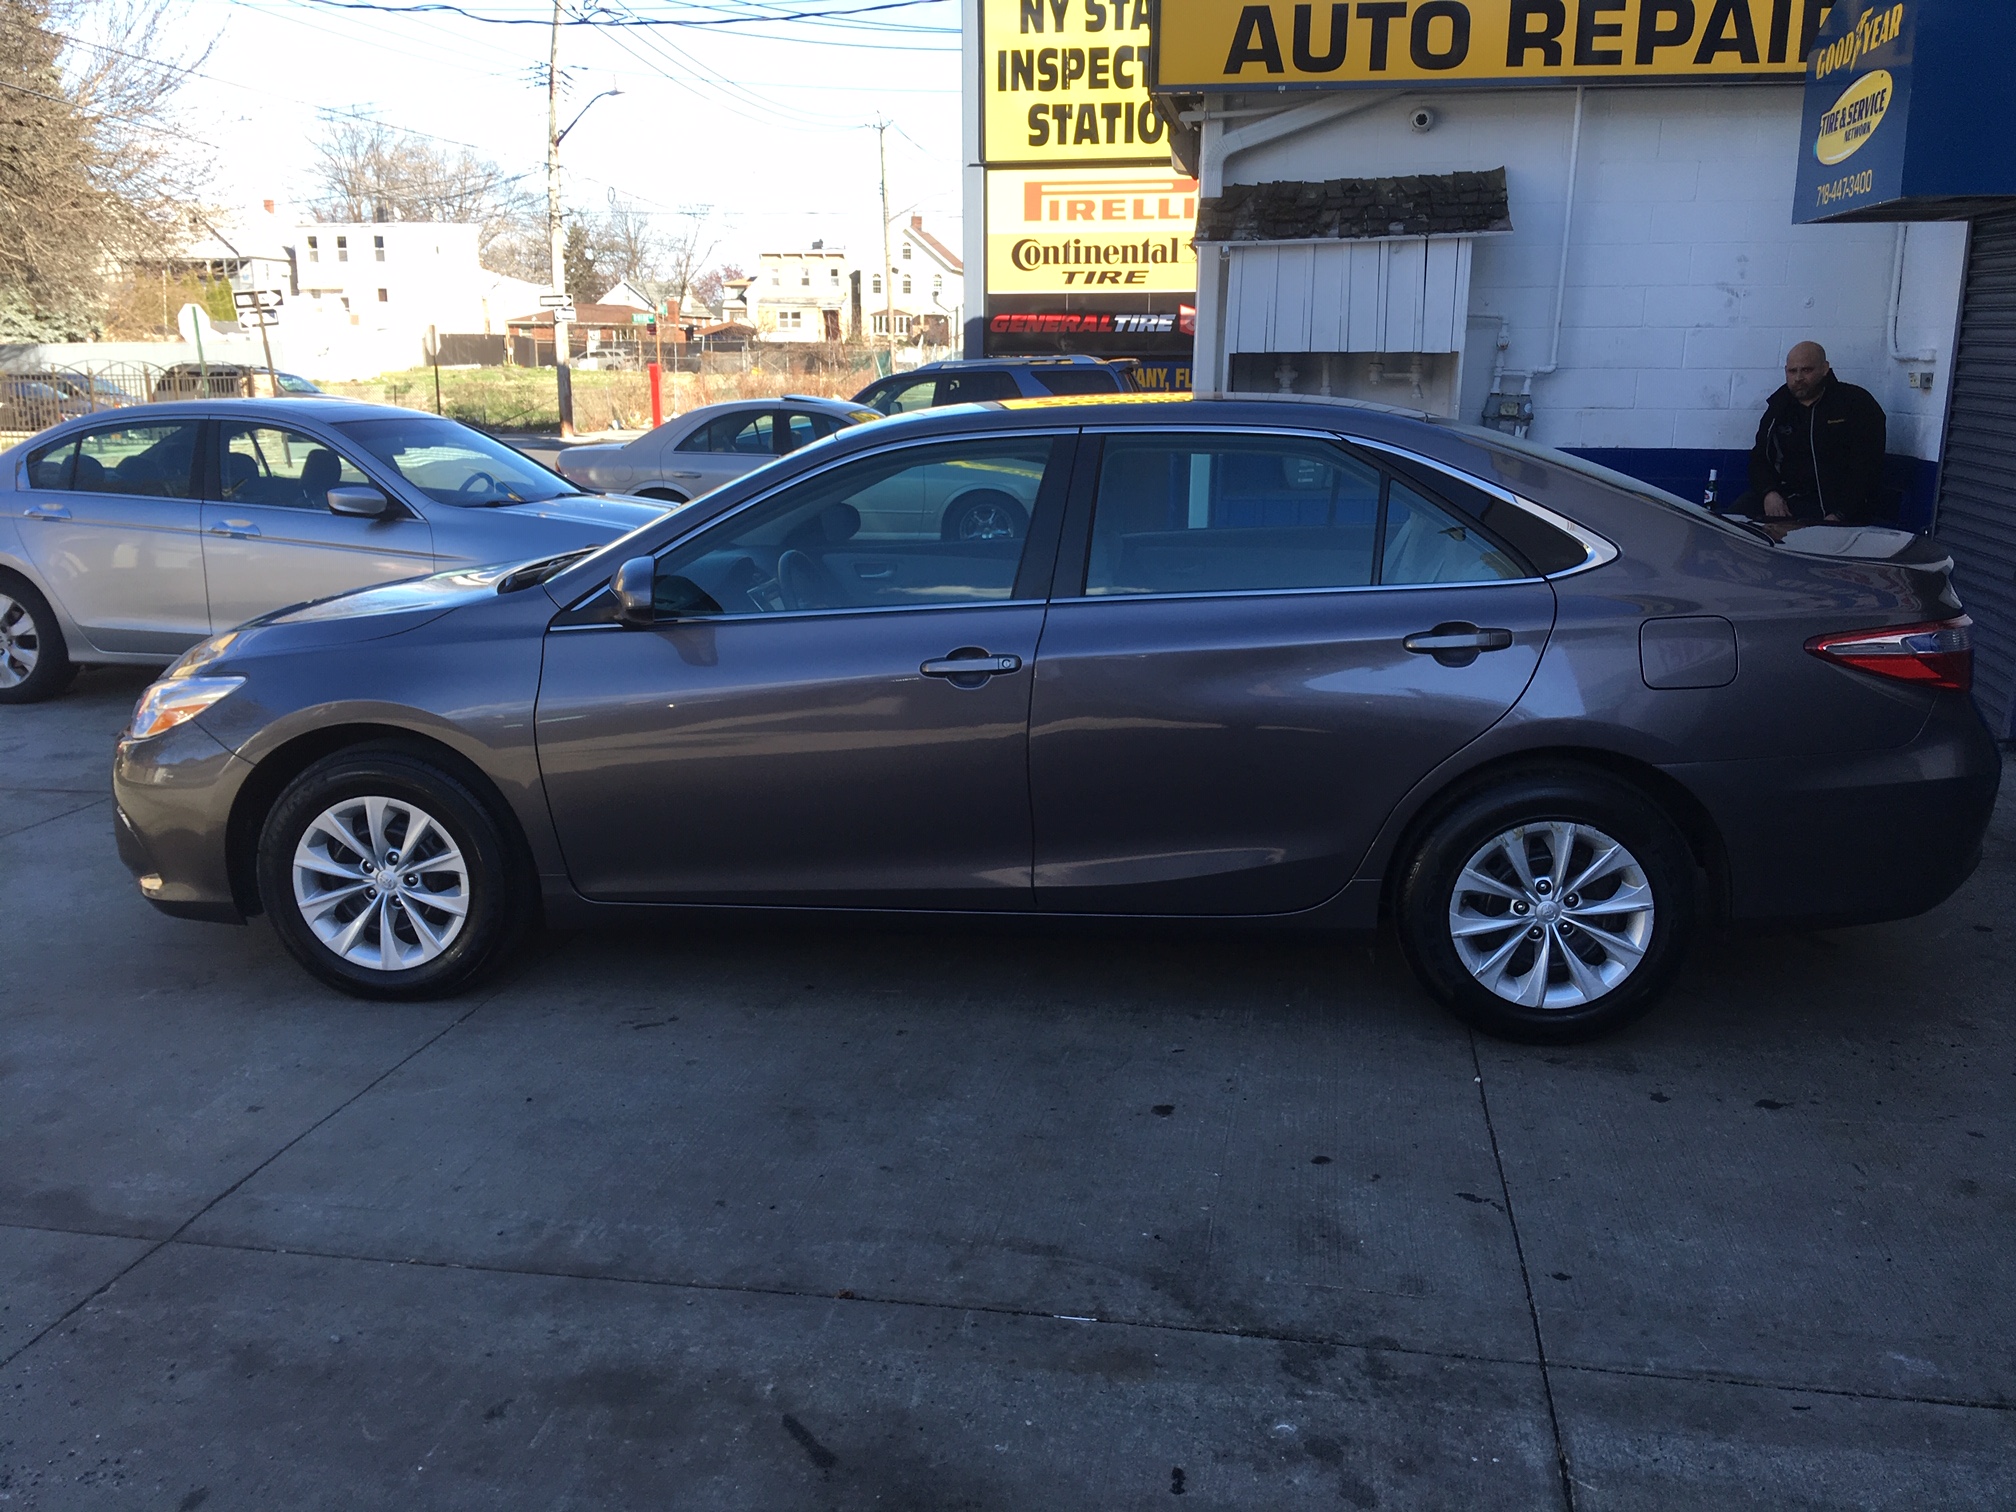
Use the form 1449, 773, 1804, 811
2, 667, 2012, 1508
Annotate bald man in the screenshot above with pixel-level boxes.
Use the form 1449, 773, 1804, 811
1740, 342, 1888, 524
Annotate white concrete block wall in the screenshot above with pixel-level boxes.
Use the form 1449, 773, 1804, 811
1224, 85, 1966, 463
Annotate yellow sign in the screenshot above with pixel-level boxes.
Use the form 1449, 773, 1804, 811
1153, 0, 1822, 91
1813, 66, 1892, 163
983, 0, 1168, 163
986, 167, 1199, 291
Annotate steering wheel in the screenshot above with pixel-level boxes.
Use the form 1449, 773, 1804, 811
774, 548, 836, 612
457, 471, 498, 497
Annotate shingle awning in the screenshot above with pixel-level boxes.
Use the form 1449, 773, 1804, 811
1197, 168, 1511, 243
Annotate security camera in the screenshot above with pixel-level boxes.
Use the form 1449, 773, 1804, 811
1409, 106, 1437, 133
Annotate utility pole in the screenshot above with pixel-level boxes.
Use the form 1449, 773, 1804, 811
877, 118, 894, 363
546, 0, 574, 436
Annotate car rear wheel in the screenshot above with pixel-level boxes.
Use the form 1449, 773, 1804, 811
1394, 772, 1695, 1043
257, 749, 528, 999
0, 576, 75, 704
940, 490, 1027, 542
636, 487, 688, 504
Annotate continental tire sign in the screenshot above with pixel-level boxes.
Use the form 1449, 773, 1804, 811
1152, 0, 1827, 90
986, 168, 1199, 292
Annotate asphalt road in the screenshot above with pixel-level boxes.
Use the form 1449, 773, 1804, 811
3, 667, 2013, 1509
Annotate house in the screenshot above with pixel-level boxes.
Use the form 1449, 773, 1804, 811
861, 216, 964, 346
504, 299, 657, 366
749, 245, 849, 344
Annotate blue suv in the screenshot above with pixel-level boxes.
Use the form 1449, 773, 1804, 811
851, 356, 1137, 415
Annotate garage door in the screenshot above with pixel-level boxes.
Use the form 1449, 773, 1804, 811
1936, 211, 2016, 738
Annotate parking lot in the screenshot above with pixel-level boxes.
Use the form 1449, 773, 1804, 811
2, 667, 2013, 1509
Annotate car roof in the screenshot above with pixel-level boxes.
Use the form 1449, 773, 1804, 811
876, 356, 1119, 377
0, 397, 473, 454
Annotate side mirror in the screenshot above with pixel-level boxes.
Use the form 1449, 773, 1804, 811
612, 557, 722, 627
326, 485, 390, 517
612, 556, 656, 625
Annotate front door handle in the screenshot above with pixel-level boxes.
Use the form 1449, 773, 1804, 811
1404, 622, 1514, 667
23, 503, 70, 520
208, 521, 260, 539
921, 648, 1022, 687
666, 470, 702, 480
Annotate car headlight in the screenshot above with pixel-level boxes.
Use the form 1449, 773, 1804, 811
126, 676, 245, 741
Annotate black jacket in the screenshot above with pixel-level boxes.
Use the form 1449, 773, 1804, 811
1745, 373, 1888, 524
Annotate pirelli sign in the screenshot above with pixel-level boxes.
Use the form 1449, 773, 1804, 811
1152, 0, 1830, 90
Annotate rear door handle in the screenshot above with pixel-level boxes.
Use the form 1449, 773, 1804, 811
921, 649, 1022, 686
1404, 623, 1515, 667
208, 521, 260, 539
23, 503, 70, 520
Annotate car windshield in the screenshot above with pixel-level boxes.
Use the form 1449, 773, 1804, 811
334, 416, 577, 506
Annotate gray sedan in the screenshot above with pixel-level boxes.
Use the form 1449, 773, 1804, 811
0, 399, 671, 701
552, 397, 878, 504
110, 395, 1997, 1042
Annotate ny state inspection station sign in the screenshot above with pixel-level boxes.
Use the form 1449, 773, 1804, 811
1152, 0, 1831, 90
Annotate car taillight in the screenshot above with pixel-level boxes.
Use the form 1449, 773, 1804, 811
1806, 616, 1972, 691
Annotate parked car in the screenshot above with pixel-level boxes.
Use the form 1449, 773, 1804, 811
0, 378, 92, 433
0, 398, 672, 701
50, 372, 144, 408
552, 397, 878, 505
852, 356, 1139, 415
109, 394, 1997, 1041
152, 365, 326, 399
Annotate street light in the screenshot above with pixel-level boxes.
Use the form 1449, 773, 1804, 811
546, 1, 623, 436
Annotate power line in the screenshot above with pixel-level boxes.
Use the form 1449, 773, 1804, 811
290, 0, 956, 29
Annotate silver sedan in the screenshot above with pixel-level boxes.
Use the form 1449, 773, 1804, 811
552, 397, 877, 504
0, 398, 672, 702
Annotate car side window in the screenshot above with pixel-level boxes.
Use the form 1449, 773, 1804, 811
880, 378, 938, 415
937, 371, 1020, 405
1084, 436, 1524, 597
1032, 368, 1122, 397
71, 422, 202, 499
216, 424, 371, 510
780, 411, 838, 453
24, 436, 76, 489
652, 436, 1060, 616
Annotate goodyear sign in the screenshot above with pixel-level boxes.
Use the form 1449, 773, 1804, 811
1152, 0, 1829, 90
986, 167, 1199, 292
983, 0, 1167, 163
1793, 1, 1910, 220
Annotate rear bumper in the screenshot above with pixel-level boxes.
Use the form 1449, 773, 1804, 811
1664, 694, 2001, 928
113, 718, 255, 924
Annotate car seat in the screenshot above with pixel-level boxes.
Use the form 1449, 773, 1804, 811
298, 448, 342, 509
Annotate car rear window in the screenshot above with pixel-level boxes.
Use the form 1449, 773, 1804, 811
1033, 368, 1124, 397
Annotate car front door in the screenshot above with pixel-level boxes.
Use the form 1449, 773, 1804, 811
1029, 430, 1557, 915
15, 419, 209, 654
201, 421, 435, 630
536, 431, 1074, 906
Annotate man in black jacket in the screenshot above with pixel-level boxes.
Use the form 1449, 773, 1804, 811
1740, 342, 1888, 524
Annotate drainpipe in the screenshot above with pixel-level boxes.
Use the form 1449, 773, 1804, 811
1887, 224, 1938, 365
1508, 87, 1586, 394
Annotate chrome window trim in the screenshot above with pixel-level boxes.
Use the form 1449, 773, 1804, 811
548, 596, 1050, 632
1078, 423, 1620, 581
1070, 578, 1544, 607
558, 427, 1082, 613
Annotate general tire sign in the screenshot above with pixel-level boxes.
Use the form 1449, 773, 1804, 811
1152, 0, 1830, 90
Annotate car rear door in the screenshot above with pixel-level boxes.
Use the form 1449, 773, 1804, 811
200, 420, 435, 630
15, 418, 210, 654
536, 430, 1074, 907
1028, 428, 1556, 915
661, 409, 778, 497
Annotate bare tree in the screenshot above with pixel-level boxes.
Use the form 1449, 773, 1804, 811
307, 116, 546, 281
661, 206, 718, 307
0, 0, 212, 339
688, 261, 744, 319
593, 189, 661, 290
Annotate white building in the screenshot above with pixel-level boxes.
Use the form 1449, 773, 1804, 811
750, 246, 850, 343
863, 216, 965, 343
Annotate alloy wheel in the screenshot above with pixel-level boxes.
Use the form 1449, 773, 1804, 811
0, 593, 40, 689
956, 501, 1019, 540
1448, 821, 1655, 1010
291, 795, 470, 971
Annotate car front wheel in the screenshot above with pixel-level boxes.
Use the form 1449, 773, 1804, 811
257, 749, 528, 999
1394, 772, 1696, 1043
941, 490, 1027, 542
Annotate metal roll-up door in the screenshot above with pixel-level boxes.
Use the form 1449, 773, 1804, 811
1937, 210, 2016, 739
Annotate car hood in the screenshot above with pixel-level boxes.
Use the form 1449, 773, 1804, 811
489, 493, 669, 530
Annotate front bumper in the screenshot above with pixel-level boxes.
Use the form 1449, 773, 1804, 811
112, 717, 256, 924
1665, 693, 2002, 928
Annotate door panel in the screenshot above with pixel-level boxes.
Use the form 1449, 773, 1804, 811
201, 422, 434, 630
17, 420, 208, 652
1029, 584, 1554, 914
537, 605, 1043, 905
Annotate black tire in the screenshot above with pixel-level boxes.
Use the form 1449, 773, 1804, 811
1394, 770, 1696, 1043
940, 490, 1027, 542
0, 573, 75, 704
637, 486, 688, 504
256, 748, 530, 1000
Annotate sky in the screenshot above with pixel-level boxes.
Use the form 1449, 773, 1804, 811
95, 0, 967, 278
